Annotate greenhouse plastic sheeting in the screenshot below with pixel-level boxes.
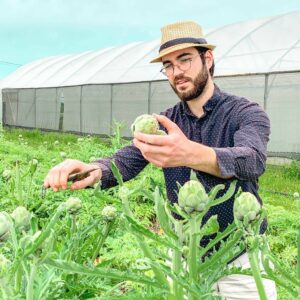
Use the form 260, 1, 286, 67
61, 86, 81, 132
81, 85, 111, 135
3, 89, 18, 126
149, 81, 178, 114
36, 88, 58, 130
2, 70, 300, 158
111, 82, 149, 137
214, 75, 265, 108
266, 72, 300, 154
17, 89, 36, 127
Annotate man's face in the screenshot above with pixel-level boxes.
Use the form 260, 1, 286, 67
161, 47, 209, 102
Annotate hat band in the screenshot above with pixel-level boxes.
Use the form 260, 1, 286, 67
159, 37, 207, 52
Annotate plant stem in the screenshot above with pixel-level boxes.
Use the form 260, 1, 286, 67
172, 222, 184, 299
91, 221, 114, 262
26, 261, 37, 300
28, 175, 33, 199
15, 161, 23, 205
14, 264, 22, 295
248, 248, 268, 300
71, 215, 77, 235
188, 215, 198, 300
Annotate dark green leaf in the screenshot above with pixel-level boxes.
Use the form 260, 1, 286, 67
111, 160, 123, 186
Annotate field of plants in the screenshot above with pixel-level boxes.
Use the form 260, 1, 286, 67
0, 125, 299, 299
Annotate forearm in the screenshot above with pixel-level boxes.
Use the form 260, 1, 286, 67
92, 144, 148, 189
185, 141, 231, 179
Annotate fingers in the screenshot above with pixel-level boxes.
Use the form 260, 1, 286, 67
133, 132, 167, 146
44, 159, 86, 192
133, 138, 167, 155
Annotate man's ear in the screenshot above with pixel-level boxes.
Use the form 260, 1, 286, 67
204, 50, 214, 70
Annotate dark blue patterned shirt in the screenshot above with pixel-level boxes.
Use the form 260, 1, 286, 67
96, 84, 270, 247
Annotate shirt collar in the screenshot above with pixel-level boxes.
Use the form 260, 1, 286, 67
180, 84, 222, 118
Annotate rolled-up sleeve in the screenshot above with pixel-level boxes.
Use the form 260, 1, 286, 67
214, 104, 270, 181
92, 144, 149, 189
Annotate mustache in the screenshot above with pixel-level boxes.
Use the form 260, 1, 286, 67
174, 75, 192, 83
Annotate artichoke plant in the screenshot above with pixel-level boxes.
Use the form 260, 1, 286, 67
11, 206, 32, 229
233, 192, 261, 225
178, 180, 209, 214
101, 205, 117, 221
0, 212, 11, 242
131, 114, 160, 135
65, 197, 82, 215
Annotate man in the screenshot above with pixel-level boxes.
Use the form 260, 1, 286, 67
44, 21, 276, 299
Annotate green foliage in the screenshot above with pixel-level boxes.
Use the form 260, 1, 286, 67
283, 160, 300, 180
0, 127, 299, 299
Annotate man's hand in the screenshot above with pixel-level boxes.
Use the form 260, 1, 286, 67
133, 114, 192, 168
43, 159, 102, 192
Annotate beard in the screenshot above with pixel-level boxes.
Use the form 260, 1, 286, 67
171, 67, 209, 102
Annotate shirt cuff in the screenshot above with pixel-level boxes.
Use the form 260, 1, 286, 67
90, 160, 116, 189
213, 148, 236, 178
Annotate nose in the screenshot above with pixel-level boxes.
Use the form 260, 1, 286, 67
172, 64, 184, 77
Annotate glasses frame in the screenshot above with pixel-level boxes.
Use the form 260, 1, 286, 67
160, 55, 196, 77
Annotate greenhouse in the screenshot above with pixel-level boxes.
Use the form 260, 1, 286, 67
0, 10, 299, 158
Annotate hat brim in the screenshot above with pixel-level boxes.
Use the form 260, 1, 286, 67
150, 43, 216, 63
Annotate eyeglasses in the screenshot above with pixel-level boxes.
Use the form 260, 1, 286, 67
160, 56, 196, 77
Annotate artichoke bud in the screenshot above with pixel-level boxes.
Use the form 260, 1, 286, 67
11, 206, 32, 229
131, 114, 159, 135
29, 159, 38, 175
118, 186, 131, 200
234, 192, 261, 225
101, 205, 117, 221
178, 180, 209, 214
293, 192, 299, 199
65, 197, 82, 215
2, 169, 12, 180
0, 213, 11, 242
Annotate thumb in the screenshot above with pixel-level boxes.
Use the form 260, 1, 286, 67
153, 114, 179, 133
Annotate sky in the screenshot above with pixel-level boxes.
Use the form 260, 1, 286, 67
1, 0, 300, 79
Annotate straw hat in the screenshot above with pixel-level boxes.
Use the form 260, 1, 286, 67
150, 21, 215, 63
